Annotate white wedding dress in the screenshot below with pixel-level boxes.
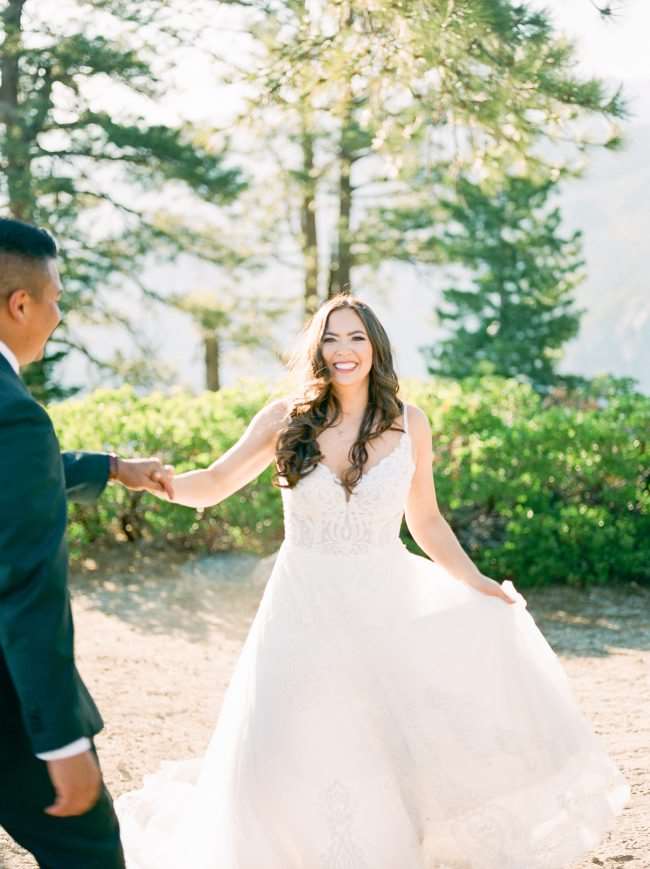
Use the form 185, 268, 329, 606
116, 409, 629, 869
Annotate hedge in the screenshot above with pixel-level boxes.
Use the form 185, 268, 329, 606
49, 375, 650, 587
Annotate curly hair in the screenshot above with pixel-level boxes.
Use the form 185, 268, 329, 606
274, 294, 404, 498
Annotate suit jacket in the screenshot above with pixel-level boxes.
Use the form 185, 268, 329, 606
0, 353, 110, 763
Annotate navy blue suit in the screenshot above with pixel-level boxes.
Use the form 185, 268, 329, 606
0, 353, 124, 868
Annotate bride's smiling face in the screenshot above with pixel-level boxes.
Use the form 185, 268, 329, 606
320, 307, 373, 387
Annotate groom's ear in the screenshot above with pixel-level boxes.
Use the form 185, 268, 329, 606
5, 288, 32, 323
1, 254, 49, 314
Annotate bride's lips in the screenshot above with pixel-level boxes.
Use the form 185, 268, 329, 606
333, 362, 358, 372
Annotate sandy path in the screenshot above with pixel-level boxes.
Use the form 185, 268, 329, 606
1, 550, 648, 868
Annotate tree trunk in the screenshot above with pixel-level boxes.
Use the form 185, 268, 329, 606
1, 0, 34, 221
204, 333, 220, 391
328, 100, 354, 297
300, 120, 319, 316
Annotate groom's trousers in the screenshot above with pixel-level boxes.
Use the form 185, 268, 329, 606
0, 740, 125, 869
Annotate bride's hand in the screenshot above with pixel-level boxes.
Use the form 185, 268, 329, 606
465, 573, 521, 605
112, 457, 175, 500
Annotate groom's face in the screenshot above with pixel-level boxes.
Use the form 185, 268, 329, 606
9, 258, 63, 365
29, 259, 63, 362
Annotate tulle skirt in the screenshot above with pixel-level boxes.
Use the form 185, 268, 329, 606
116, 541, 629, 869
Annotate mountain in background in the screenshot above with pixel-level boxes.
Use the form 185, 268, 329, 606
559, 120, 649, 392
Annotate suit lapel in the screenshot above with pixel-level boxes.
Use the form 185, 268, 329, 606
0, 352, 14, 375
0, 352, 30, 398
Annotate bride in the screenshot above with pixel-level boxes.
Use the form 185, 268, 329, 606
117, 294, 629, 868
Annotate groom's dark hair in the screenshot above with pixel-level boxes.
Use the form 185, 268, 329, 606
0, 217, 58, 300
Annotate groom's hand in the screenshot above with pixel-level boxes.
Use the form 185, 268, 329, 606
44, 751, 103, 817
113, 457, 175, 499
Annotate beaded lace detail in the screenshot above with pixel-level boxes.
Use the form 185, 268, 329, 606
281, 418, 415, 557
115, 410, 630, 869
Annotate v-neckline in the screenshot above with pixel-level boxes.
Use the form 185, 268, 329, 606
319, 429, 409, 504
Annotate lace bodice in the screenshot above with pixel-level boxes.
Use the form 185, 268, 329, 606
118, 411, 629, 869
280, 413, 416, 557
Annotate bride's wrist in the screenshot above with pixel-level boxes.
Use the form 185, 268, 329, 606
457, 569, 484, 587
108, 453, 120, 481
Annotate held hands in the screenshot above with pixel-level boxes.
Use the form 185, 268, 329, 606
45, 750, 103, 817
112, 456, 175, 500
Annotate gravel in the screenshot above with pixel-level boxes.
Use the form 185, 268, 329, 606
1, 550, 647, 868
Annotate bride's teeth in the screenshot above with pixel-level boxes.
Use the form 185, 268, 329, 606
335, 363, 357, 370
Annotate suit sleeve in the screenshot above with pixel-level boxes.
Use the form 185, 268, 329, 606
62, 450, 110, 503
0, 397, 92, 753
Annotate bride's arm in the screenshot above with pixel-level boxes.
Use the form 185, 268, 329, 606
404, 405, 515, 603
158, 398, 289, 509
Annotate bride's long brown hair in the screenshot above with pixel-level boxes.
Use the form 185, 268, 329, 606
274, 294, 404, 498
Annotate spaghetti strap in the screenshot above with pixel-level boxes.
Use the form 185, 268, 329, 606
403, 403, 409, 435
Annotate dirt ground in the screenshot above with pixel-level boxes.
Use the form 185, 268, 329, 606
1, 547, 648, 869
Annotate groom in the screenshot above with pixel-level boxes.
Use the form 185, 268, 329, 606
0, 217, 173, 868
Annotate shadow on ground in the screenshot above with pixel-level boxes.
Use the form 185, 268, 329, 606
524, 583, 650, 658
72, 545, 650, 657
71, 547, 274, 644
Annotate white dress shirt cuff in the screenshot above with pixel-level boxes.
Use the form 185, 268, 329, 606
36, 736, 92, 761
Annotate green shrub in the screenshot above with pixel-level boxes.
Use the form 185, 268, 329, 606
49, 375, 650, 586
50, 381, 285, 557
404, 375, 650, 586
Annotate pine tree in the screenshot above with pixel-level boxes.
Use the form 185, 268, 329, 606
425, 175, 585, 390
0, 0, 245, 399
228, 0, 625, 314
173, 289, 287, 392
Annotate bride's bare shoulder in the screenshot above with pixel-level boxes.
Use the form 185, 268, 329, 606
403, 403, 431, 438
252, 397, 293, 436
